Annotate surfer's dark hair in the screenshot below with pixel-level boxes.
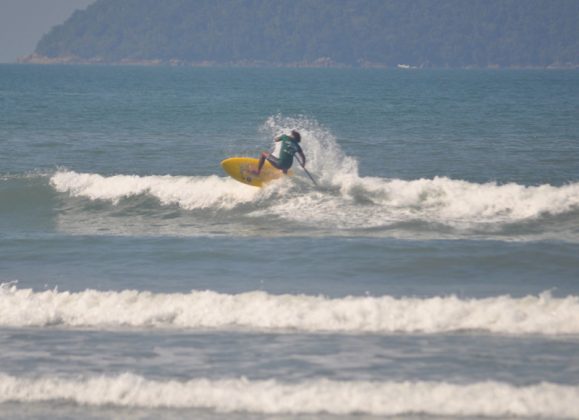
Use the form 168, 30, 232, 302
291, 130, 301, 142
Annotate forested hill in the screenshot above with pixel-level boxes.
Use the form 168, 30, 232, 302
25, 0, 579, 68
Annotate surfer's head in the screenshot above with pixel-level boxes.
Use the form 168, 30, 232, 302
291, 130, 301, 142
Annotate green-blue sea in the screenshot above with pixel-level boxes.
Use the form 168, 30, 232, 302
1, 64, 579, 419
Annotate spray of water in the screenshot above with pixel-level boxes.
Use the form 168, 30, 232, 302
260, 115, 359, 184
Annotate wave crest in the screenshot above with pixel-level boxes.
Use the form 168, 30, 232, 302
1, 373, 578, 417
1, 283, 577, 335
50, 171, 261, 210
48, 170, 579, 238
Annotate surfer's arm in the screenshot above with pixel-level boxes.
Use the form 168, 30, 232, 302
297, 149, 306, 166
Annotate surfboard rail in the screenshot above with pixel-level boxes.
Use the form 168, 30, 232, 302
221, 157, 289, 187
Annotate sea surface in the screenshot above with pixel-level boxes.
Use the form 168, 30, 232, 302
1, 64, 579, 419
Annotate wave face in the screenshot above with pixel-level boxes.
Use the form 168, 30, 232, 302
1, 283, 577, 335
0, 373, 577, 418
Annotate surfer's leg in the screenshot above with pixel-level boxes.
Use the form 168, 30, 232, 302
266, 155, 283, 171
253, 152, 268, 175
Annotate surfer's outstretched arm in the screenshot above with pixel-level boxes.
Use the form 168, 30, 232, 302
297, 150, 306, 166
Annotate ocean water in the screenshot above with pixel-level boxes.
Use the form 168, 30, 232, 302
1, 64, 579, 419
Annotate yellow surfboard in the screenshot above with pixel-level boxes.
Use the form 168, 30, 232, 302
221, 157, 290, 187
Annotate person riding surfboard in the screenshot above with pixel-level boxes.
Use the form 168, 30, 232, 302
253, 130, 306, 175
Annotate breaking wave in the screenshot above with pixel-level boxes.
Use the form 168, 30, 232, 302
0, 373, 577, 418
1, 116, 576, 240
50, 170, 259, 210
47, 170, 579, 241
49, 170, 579, 221
43, 116, 579, 240
1, 283, 578, 335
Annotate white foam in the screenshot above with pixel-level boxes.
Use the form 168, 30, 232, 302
337, 176, 579, 222
0, 373, 577, 417
261, 115, 359, 181
49, 168, 579, 240
1, 283, 577, 335
49, 170, 579, 238
50, 171, 262, 210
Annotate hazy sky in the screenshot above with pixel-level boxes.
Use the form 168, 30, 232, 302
0, 0, 95, 63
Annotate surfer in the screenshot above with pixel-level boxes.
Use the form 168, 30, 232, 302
253, 130, 306, 175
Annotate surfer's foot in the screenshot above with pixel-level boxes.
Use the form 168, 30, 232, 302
250, 169, 260, 175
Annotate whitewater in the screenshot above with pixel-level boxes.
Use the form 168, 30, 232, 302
48, 169, 579, 239
1, 373, 578, 418
1, 283, 578, 335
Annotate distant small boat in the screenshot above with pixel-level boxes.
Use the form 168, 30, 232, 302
397, 64, 417, 69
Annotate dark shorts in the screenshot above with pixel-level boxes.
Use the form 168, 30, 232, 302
266, 154, 290, 170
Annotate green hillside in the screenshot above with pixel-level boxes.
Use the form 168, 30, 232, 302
31, 0, 579, 68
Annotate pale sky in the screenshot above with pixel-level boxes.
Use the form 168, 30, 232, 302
0, 0, 95, 63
